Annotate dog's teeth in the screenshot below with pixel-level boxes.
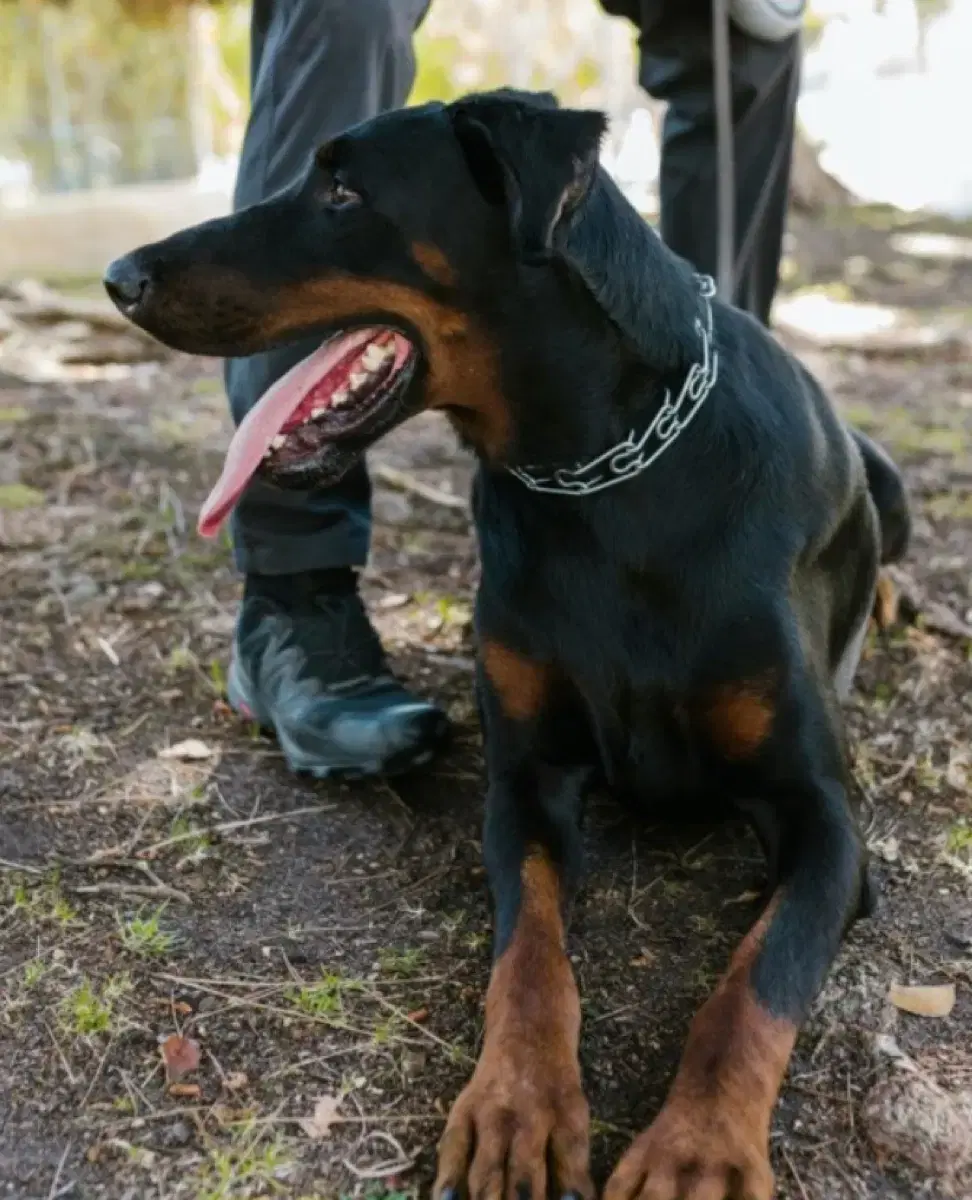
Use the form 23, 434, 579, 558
312, 406, 326, 418
380, 344, 395, 362
331, 388, 349, 407
362, 344, 384, 370
270, 435, 286, 450
349, 371, 368, 390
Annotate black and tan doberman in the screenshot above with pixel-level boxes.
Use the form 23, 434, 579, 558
105, 88, 910, 1200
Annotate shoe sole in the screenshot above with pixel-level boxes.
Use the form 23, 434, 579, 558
227, 659, 448, 780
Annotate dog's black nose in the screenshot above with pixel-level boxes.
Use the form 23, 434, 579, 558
103, 256, 151, 312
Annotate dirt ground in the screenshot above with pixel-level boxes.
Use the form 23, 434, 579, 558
2, 208, 972, 1200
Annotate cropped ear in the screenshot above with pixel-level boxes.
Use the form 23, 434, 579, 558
450, 92, 607, 265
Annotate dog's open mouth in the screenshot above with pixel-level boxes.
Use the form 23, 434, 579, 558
198, 326, 418, 537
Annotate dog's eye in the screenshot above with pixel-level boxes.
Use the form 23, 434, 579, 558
324, 179, 362, 210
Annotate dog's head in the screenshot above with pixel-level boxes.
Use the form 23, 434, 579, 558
104, 89, 692, 536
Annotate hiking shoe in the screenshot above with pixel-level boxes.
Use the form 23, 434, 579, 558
228, 568, 448, 778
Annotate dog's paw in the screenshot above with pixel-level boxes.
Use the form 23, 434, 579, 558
432, 1043, 592, 1200
603, 1098, 774, 1200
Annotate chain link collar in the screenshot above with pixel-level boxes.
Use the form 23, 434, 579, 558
506, 274, 719, 497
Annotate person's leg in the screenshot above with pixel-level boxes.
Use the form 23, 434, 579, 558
224, 0, 447, 778
227, 0, 431, 574
636, 12, 800, 326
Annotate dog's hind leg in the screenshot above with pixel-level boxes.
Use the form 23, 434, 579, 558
851, 426, 911, 564
434, 642, 596, 1200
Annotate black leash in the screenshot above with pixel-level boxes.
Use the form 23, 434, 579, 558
710, 2, 804, 308
712, 0, 737, 304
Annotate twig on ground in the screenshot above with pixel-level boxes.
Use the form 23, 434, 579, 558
373, 463, 467, 511
42, 1021, 77, 1086
46, 1142, 72, 1200
82, 1035, 116, 1108
136, 804, 336, 858
52, 850, 139, 869
363, 866, 455, 914
589, 1002, 649, 1026
67, 881, 191, 904
874, 754, 917, 794
153, 976, 374, 1039
155, 971, 447, 991
363, 987, 472, 1063
342, 1129, 415, 1179
0, 857, 45, 875
781, 1146, 810, 1200
249, 1111, 443, 1127
102, 1104, 202, 1132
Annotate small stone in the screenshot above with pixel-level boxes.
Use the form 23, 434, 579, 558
66, 574, 100, 607
161, 1121, 191, 1147
402, 1049, 428, 1080
865, 1070, 972, 1182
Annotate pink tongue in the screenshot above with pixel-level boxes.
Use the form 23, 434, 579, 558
198, 328, 379, 538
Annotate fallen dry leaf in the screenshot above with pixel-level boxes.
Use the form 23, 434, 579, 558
406, 1007, 429, 1024
889, 982, 956, 1018
160, 1034, 201, 1082
298, 1094, 341, 1140
222, 1071, 248, 1092
168, 1082, 201, 1099
159, 738, 213, 762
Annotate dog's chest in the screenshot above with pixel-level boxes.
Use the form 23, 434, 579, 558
487, 570, 715, 800
570, 660, 711, 804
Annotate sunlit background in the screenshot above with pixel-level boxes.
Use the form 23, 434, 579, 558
1, 0, 971, 279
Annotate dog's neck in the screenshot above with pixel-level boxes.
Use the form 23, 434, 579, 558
506, 274, 719, 497
495, 169, 719, 490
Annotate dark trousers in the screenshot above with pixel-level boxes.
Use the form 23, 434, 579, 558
225, 0, 798, 575
225, 0, 430, 574
635, 5, 800, 324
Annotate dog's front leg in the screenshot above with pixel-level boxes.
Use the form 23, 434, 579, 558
606, 746, 867, 1200
434, 640, 594, 1200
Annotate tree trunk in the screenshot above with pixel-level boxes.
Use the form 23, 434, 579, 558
789, 125, 852, 212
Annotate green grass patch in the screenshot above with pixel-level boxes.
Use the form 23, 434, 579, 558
168, 814, 212, 858
59, 975, 130, 1036
946, 819, 972, 857
195, 1126, 293, 1200
116, 905, 177, 958
21, 958, 47, 988
926, 492, 972, 521
0, 483, 45, 510
378, 946, 426, 978
286, 970, 359, 1019
8, 872, 78, 926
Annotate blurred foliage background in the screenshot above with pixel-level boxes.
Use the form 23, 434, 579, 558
0, 0, 961, 199
0, 0, 641, 194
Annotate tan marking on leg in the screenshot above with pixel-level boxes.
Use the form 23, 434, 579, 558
434, 849, 592, 1200
704, 674, 777, 760
871, 571, 899, 631
480, 640, 549, 722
